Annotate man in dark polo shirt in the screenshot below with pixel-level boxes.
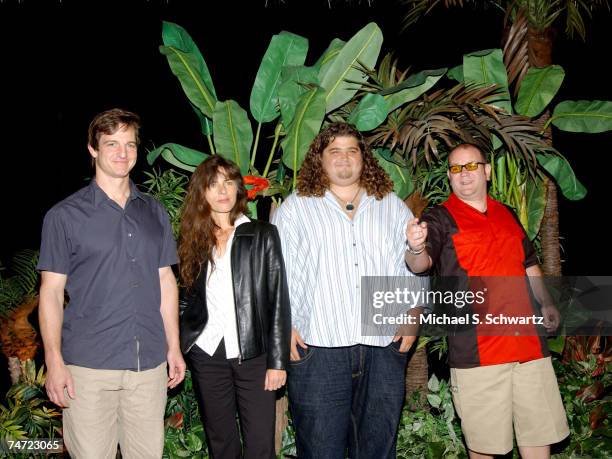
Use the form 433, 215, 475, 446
37, 108, 186, 458
405, 143, 569, 458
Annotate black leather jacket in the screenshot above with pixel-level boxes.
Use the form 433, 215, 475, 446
179, 220, 291, 370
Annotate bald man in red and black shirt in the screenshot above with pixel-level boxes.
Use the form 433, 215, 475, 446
405, 144, 569, 459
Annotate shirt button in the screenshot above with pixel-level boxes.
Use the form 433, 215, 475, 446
355, 263, 358, 266
131, 258, 136, 262
128, 233, 133, 238
353, 243, 356, 246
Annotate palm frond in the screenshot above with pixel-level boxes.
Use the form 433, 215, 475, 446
11, 250, 39, 297
564, 0, 611, 40
370, 83, 503, 164
400, 0, 504, 30
502, 7, 531, 95
369, 82, 552, 175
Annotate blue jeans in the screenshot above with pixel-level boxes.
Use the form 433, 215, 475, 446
287, 343, 408, 459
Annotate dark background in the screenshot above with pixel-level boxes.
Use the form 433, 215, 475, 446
1, 0, 611, 390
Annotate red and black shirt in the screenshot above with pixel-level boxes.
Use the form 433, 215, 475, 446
422, 193, 549, 368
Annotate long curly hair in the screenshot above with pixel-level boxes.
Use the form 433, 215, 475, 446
178, 156, 248, 289
297, 122, 393, 199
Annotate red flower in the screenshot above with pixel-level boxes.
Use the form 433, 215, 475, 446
164, 412, 184, 430
243, 175, 270, 200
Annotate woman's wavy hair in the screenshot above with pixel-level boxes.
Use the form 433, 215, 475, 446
178, 156, 248, 289
297, 122, 393, 199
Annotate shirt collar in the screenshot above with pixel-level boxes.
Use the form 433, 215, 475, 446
90, 179, 146, 207
448, 193, 495, 216
323, 189, 374, 216
234, 213, 251, 227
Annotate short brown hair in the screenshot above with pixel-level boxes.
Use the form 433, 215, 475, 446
88, 108, 141, 151
297, 122, 393, 199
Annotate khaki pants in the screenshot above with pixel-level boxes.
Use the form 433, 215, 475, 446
450, 357, 569, 455
63, 363, 167, 459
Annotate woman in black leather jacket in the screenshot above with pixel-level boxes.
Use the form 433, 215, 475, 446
178, 156, 291, 459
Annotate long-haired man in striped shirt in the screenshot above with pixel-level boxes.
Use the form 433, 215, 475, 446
272, 122, 426, 459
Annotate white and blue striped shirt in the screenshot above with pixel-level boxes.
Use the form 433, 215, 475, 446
272, 190, 423, 347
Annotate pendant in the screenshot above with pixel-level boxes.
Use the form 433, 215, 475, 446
346, 203, 354, 211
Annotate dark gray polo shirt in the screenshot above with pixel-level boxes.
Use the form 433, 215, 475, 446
37, 180, 178, 371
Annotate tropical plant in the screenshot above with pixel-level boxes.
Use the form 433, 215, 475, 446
163, 370, 207, 458
0, 360, 62, 456
551, 336, 612, 458
149, 20, 386, 205
142, 168, 190, 237
0, 250, 40, 383
400, 0, 612, 276
396, 374, 466, 459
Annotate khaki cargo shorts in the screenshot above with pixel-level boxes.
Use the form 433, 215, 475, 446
450, 357, 569, 455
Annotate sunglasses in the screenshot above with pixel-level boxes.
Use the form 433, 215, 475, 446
448, 161, 486, 174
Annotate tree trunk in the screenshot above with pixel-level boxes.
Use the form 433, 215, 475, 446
405, 344, 429, 408
403, 192, 430, 408
8, 356, 21, 384
526, 26, 562, 276
269, 200, 289, 455
275, 393, 288, 454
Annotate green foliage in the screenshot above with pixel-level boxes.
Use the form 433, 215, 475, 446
548, 100, 612, 134
250, 32, 309, 124
396, 374, 466, 459
163, 371, 208, 459
382, 68, 447, 113
0, 361, 61, 452
319, 22, 383, 113
213, 100, 253, 175
281, 86, 327, 177
515, 65, 565, 118
463, 48, 512, 114
374, 148, 414, 199
551, 355, 612, 458
348, 93, 388, 131
142, 168, 189, 237
147, 143, 208, 173
154, 21, 383, 200
0, 250, 39, 318
536, 153, 587, 200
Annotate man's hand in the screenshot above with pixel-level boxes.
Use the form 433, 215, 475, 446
392, 333, 418, 353
290, 327, 308, 361
406, 218, 428, 251
45, 362, 75, 408
264, 369, 287, 391
167, 348, 186, 389
392, 307, 423, 352
541, 304, 561, 333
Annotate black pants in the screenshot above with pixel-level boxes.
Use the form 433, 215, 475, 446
187, 340, 276, 459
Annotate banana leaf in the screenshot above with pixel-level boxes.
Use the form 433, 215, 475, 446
281, 87, 326, 173
550, 100, 612, 133
515, 65, 565, 118
213, 100, 253, 175
348, 93, 389, 131
463, 49, 512, 114
250, 31, 309, 123
536, 153, 586, 201
319, 22, 383, 113
160, 45, 217, 118
147, 143, 208, 172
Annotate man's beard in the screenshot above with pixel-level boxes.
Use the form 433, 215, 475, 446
336, 167, 353, 180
